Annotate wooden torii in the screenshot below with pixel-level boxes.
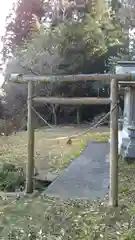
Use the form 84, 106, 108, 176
10, 72, 134, 207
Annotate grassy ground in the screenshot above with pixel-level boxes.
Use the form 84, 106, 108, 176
0, 126, 135, 239
0, 126, 109, 175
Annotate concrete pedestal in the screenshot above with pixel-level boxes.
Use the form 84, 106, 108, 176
119, 87, 135, 158
116, 61, 135, 158
124, 125, 135, 158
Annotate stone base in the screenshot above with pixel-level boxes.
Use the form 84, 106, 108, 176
119, 130, 135, 158
124, 143, 135, 158
118, 130, 130, 156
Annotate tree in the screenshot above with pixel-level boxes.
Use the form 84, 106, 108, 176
120, 0, 135, 59
12, 3, 122, 123
15, 24, 64, 125
14, 0, 122, 75
15, 26, 63, 75
3, 0, 124, 126
58, 5, 122, 74
43, 0, 89, 25
108, 0, 135, 70
2, 0, 45, 60
3, 0, 96, 61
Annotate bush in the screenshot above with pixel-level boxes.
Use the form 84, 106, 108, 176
0, 163, 25, 192
121, 230, 135, 240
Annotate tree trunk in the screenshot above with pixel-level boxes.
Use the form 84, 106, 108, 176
76, 107, 80, 126
52, 104, 57, 125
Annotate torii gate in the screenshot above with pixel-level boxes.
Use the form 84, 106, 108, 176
9, 64, 135, 207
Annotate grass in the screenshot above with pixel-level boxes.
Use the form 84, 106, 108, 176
1, 126, 135, 239
0, 126, 109, 175
0, 159, 135, 239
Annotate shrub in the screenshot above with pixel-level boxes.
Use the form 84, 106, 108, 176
0, 163, 25, 192
121, 230, 135, 240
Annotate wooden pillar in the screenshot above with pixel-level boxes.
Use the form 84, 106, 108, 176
109, 78, 119, 207
26, 80, 35, 193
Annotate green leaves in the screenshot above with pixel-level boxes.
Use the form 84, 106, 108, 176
0, 163, 25, 192
10, 0, 123, 75
14, 27, 63, 75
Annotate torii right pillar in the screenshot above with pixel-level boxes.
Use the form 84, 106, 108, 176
116, 61, 135, 159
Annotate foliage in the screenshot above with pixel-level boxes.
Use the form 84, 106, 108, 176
108, 0, 135, 68
121, 230, 135, 240
2, 0, 132, 74
58, 9, 122, 74
9, 4, 122, 126
2, 0, 45, 60
1, 0, 126, 128
14, 5, 123, 75
14, 27, 63, 75
0, 163, 25, 192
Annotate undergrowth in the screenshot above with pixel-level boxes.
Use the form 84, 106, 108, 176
0, 163, 25, 192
